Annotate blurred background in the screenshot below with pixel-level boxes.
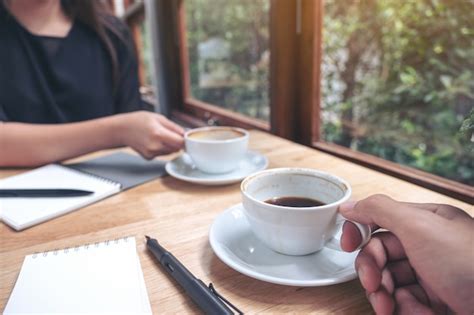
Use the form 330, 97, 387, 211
112, 0, 473, 196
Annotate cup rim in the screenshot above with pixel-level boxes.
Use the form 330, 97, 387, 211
185, 126, 249, 144
241, 168, 352, 211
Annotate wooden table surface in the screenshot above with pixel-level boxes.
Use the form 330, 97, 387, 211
1, 130, 472, 314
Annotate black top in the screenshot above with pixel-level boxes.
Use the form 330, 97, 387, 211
0, 6, 144, 123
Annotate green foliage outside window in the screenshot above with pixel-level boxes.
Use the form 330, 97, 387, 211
323, 0, 473, 185
184, 0, 473, 185
186, 0, 270, 122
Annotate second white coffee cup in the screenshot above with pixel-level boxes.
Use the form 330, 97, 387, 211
185, 126, 249, 174
241, 168, 371, 256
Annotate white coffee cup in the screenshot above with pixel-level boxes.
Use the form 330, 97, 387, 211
241, 168, 371, 256
185, 126, 249, 174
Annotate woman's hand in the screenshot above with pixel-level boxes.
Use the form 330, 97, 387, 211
117, 111, 185, 159
0, 111, 185, 167
339, 194, 473, 315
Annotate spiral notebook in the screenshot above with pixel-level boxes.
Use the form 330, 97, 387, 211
0, 152, 167, 231
4, 236, 152, 314
0, 164, 121, 231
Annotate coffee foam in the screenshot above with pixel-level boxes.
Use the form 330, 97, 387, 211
188, 129, 245, 141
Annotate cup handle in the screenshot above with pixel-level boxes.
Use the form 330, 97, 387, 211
325, 214, 371, 251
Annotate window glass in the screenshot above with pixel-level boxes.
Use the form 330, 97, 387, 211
322, 0, 474, 185
185, 0, 270, 122
139, 20, 153, 88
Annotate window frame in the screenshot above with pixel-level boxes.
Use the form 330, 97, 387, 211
148, 0, 474, 203
314, 142, 474, 203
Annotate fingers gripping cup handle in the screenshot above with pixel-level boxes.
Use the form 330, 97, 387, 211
325, 214, 371, 251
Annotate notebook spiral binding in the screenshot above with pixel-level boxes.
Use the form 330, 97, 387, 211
32, 236, 130, 259
61, 164, 122, 188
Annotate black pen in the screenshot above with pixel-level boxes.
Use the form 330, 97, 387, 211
0, 189, 94, 197
145, 236, 241, 315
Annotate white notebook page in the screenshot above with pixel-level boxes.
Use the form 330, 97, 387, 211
0, 164, 121, 230
4, 237, 151, 314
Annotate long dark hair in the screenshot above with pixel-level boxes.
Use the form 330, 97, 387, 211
61, 0, 121, 90
1, 0, 122, 90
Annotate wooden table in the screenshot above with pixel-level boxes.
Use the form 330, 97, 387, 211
1, 130, 472, 313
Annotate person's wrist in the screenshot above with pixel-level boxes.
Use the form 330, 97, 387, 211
107, 113, 129, 147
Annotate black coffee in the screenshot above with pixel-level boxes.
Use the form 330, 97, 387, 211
264, 196, 326, 207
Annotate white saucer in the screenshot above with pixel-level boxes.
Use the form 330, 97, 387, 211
209, 204, 359, 286
165, 151, 268, 185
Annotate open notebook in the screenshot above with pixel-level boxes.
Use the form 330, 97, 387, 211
0, 164, 121, 231
4, 237, 152, 314
0, 152, 166, 231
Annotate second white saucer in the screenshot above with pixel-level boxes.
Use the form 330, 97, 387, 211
209, 204, 359, 286
165, 151, 268, 185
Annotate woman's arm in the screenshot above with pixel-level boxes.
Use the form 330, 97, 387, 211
0, 111, 184, 167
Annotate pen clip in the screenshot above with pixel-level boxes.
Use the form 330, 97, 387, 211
208, 283, 244, 315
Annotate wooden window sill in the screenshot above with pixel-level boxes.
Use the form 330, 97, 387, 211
313, 141, 474, 204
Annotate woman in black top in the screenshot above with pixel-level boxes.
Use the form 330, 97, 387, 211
0, 0, 184, 166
